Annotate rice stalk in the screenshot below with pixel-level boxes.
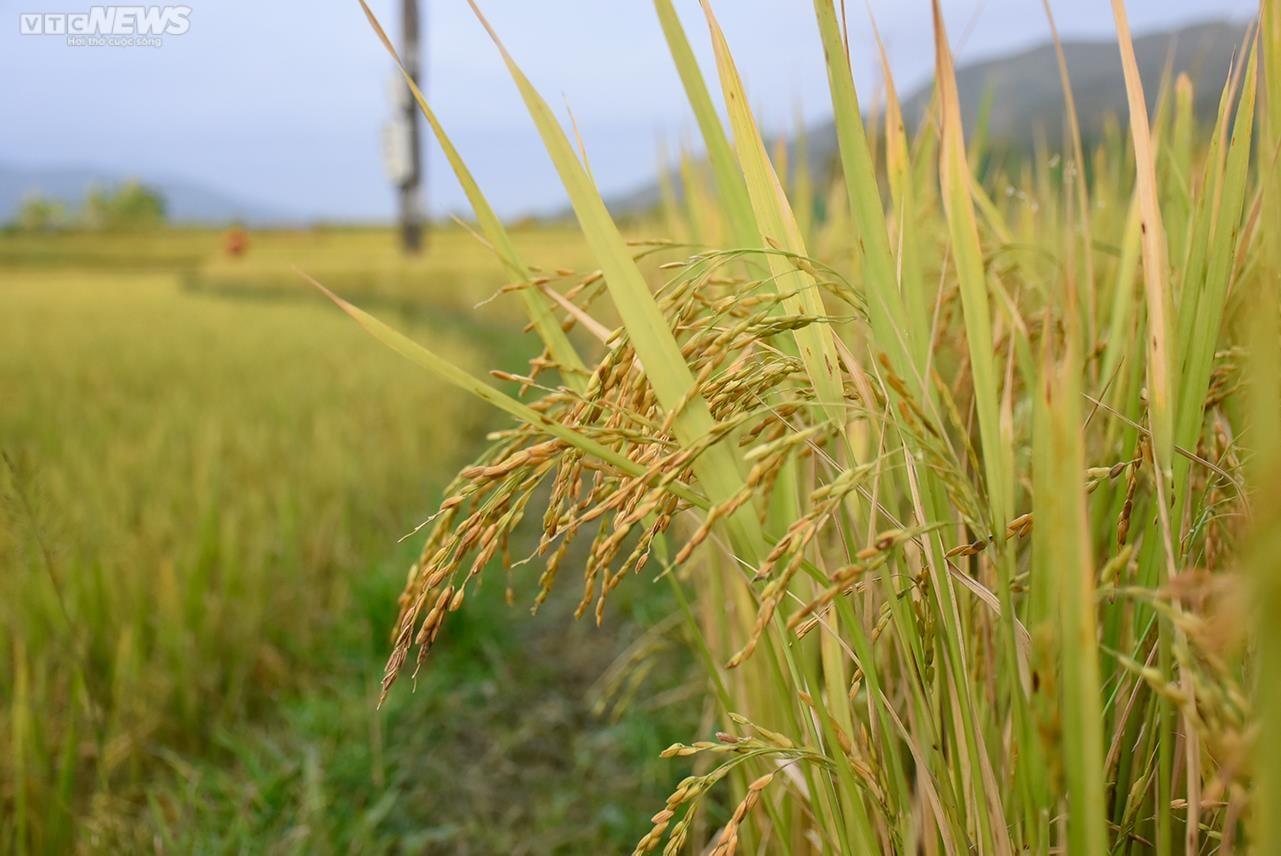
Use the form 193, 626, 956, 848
334, 1, 1281, 852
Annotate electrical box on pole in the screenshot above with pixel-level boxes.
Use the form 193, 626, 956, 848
382, 0, 424, 254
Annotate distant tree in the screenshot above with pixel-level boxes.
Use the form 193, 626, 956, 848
81, 181, 168, 231
14, 195, 69, 232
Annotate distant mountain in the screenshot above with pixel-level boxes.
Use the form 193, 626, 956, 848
884, 19, 1243, 148
610, 19, 1247, 213
0, 163, 301, 225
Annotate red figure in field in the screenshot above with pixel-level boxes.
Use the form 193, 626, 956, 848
223, 225, 250, 258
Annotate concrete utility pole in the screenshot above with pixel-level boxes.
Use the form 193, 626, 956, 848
397, 0, 424, 253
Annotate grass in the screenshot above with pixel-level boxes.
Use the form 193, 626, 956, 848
339, 2, 1281, 853
1, 226, 698, 852
95, 548, 703, 854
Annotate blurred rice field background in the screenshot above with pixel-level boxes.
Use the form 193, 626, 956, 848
0, 227, 696, 853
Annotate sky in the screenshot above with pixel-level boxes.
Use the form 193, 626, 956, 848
0, 0, 1258, 221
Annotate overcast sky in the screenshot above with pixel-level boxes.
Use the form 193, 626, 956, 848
0, 0, 1257, 220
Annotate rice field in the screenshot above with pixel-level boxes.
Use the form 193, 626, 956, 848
0, 227, 699, 852
6, 0, 1281, 852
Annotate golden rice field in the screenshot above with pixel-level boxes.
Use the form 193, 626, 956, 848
6, 0, 1281, 852
0, 227, 699, 852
